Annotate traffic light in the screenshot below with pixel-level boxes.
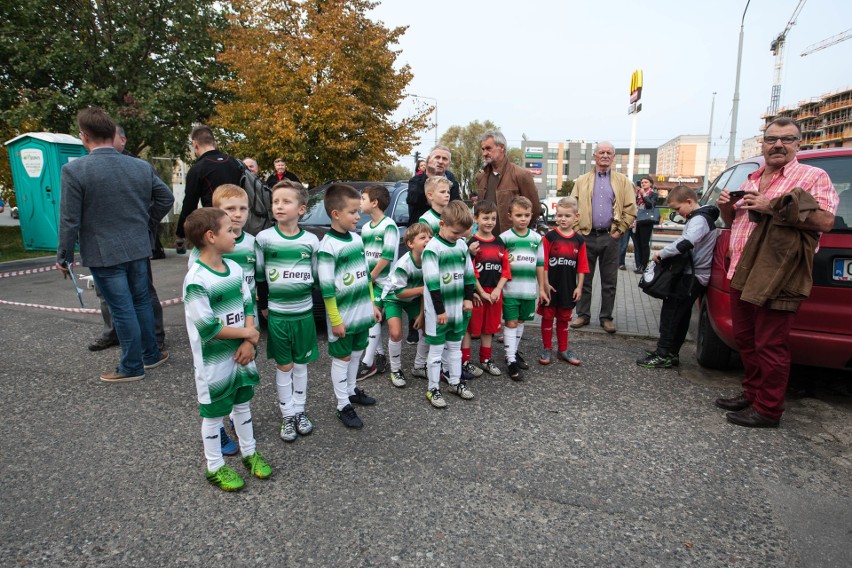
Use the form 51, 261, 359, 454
414, 151, 421, 169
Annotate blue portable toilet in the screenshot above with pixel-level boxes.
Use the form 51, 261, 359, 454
5, 133, 87, 251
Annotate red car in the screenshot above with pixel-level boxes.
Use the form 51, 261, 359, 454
693, 147, 852, 371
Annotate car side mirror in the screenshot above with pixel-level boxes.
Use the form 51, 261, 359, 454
669, 211, 686, 224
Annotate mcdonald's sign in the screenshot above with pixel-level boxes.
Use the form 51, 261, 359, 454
629, 69, 643, 104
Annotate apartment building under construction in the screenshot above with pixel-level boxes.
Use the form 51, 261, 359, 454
762, 87, 852, 149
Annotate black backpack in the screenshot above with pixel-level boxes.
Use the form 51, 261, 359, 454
236, 161, 274, 236
638, 254, 694, 300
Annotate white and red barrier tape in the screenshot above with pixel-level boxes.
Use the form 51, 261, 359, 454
0, 297, 183, 314
0, 262, 76, 279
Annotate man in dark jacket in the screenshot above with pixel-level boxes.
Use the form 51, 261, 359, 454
266, 157, 301, 187
406, 145, 461, 223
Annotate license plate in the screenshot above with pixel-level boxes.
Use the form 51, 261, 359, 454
834, 258, 852, 281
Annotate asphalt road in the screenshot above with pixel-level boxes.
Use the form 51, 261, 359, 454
1, 254, 850, 567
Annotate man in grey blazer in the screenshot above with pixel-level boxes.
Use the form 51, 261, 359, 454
57, 107, 174, 383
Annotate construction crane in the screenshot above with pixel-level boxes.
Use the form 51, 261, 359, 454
768, 0, 807, 115
801, 28, 852, 56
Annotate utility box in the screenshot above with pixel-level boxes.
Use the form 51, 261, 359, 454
5, 133, 87, 251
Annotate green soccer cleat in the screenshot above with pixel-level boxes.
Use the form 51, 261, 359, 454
242, 451, 272, 479
205, 465, 245, 492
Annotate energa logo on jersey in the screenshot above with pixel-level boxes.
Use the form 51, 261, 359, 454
442, 272, 452, 284
508, 253, 514, 263
343, 272, 355, 286
300, 252, 310, 259
269, 269, 280, 282
247, 255, 256, 264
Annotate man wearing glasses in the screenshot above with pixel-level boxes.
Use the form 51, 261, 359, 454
715, 117, 838, 428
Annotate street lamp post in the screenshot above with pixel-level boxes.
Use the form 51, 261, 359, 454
728, 0, 751, 167
411, 94, 438, 147
703, 92, 717, 195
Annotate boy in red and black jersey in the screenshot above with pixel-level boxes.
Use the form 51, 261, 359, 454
539, 197, 589, 366
462, 200, 511, 377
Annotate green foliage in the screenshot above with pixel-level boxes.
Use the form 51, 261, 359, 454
383, 164, 412, 182
0, 227, 52, 262
507, 147, 523, 166
439, 120, 498, 199
558, 179, 575, 197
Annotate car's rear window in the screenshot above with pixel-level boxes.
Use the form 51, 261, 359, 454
799, 156, 852, 233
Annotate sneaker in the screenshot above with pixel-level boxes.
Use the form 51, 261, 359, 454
349, 387, 376, 406
637, 353, 673, 369
462, 360, 484, 378
412, 366, 428, 379
279, 416, 297, 442
99, 370, 144, 383
406, 328, 419, 345
143, 350, 170, 370
390, 369, 407, 388
480, 359, 502, 376
538, 348, 553, 365
356, 362, 377, 381
507, 361, 524, 381
516, 351, 530, 370
670, 353, 680, 367
220, 427, 239, 456
439, 368, 449, 384
242, 450, 272, 479
294, 412, 313, 435
374, 353, 388, 374
205, 465, 244, 492
88, 336, 119, 351
447, 381, 474, 400
426, 388, 447, 408
337, 404, 363, 429
557, 350, 582, 366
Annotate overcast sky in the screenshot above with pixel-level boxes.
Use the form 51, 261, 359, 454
371, 0, 852, 164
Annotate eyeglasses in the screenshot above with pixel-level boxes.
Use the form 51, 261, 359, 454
763, 135, 799, 145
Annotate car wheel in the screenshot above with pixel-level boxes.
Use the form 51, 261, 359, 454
695, 302, 733, 369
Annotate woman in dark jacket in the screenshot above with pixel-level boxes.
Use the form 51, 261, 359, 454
633, 175, 658, 273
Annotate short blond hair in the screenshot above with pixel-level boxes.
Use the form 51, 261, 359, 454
272, 180, 308, 206
404, 222, 433, 244
424, 176, 451, 199
212, 184, 247, 207
440, 201, 473, 230
509, 195, 533, 212
555, 196, 578, 214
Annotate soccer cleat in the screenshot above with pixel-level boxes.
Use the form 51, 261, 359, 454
356, 362, 377, 381
439, 368, 449, 384
279, 416, 297, 442
507, 361, 524, 381
294, 412, 313, 435
557, 350, 582, 366
374, 353, 388, 374
337, 404, 363, 429
349, 387, 376, 406
447, 381, 474, 400
538, 348, 553, 365
669, 353, 680, 367
462, 360, 484, 378
390, 369, 407, 388
637, 353, 673, 369
426, 388, 447, 408
205, 465, 245, 492
242, 451, 272, 479
480, 359, 502, 376
220, 427, 239, 456
412, 366, 428, 379
406, 328, 419, 345
515, 351, 530, 370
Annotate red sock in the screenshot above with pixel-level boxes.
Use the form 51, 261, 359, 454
556, 318, 570, 352
462, 347, 471, 363
541, 318, 554, 349
480, 345, 492, 362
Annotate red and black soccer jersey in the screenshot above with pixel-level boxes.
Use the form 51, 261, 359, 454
543, 229, 589, 309
468, 234, 511, 289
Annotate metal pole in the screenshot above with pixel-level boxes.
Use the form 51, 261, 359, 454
627, 113, 638, 181
728, 0, 751, 167
703, 92, 717, 194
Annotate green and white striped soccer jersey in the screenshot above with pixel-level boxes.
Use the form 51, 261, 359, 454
317, 231, 375, 336
500, 228, 544, 300
381, 251, 424, 305
183, 259, 259, 407
254, 227, 319, 316
422, 235, 474, 336
361, 215, 399, 288
188, 231, 257, 299
418, 208, 442, 235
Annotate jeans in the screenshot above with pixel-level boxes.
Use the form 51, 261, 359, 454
618, 229, 638, 267
96, 258, 165, 347
90, 258, 161, 375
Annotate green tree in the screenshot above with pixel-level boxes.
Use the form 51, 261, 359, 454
507, 147, 523, 166
383, 164, 412, 182
558, 179, 575, 197
0, 0, 229, 193
439, 120, 498, 198
212, 0, 430, 186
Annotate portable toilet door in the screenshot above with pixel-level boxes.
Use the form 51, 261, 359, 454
4, 133, 87, 251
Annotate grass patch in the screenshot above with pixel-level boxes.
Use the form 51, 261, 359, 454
0, 226, 54, 262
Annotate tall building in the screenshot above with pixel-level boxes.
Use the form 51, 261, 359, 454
762, 87, 852, 149
612, 147, 657, 180
740, 136, 762, 160
656, 135, 709, 177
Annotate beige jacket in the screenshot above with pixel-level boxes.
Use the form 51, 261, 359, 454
571, 169, 637, 235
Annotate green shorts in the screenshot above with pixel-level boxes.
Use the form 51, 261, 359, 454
425, 311, 471, 345
372, 284, 386, 311
266, 311, 320, 366
503, 297, 536, 322
199, 385, 254, 419
385, 299, 421, 323
328, 330, 370, 359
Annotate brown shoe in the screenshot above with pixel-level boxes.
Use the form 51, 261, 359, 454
601, 320, 617, 334
144, 351, 170, 370
570, 316, 590, 329
99, 370, 144, 383
726, 406, 779, 428
715, 394, 751, 411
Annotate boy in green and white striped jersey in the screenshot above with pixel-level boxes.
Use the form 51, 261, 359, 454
418, 176, 451, 235
255, 181, 320, 443
317, 184, 382, 429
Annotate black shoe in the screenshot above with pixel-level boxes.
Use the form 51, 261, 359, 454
636, 353, 672, 369
356, 362, 377, 381
508, 361, 524, 381
406, 328, 419, 345
715, 394, 751, 412
515, 351, 530, 370
337, 404, 363, 429
726, 406, 779, 428
151, 248, 166, 260
374, 353, 388, 374
349, 387, 376, 406
88, 337, 119, 351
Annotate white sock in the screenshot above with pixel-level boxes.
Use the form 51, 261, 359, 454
517, 322, 525, 342
376, 323, 385, 355
447, 340, 462, 386
415, 333, 429, 368
231, 401, 256, 457
441, 346, 449, 376
504, 327, 518, 363
201, 417, 225, 473
389, 339, 402, 372
427, 343, 444, 391
275, 368, 294, 418
362, 323, 381, 366
331, 358, 350, 410
292, 363, 308, 414
347, 349, 364, 397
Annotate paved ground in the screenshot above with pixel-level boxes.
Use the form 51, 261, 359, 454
1, 253, 850, 567
0, 209, 20, 227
